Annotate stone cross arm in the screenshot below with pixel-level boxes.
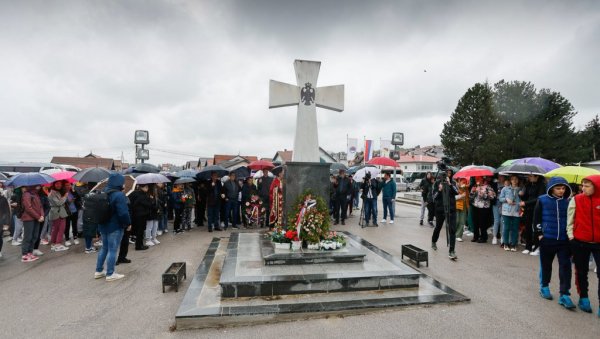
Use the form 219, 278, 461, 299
269, 81, 344, 112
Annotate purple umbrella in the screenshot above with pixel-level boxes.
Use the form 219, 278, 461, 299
514, 157, 561, 172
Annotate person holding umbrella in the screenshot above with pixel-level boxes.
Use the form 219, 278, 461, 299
206, 172, 223, 232
48, 181, 70, 252
431, 169, 459, 260
332, 168, 352, 225
223, 172, 240, 230
520, 174, 546, 255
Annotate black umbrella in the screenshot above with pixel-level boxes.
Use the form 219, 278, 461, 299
232, 166, 250, 179
498, 163, 546, 176
196, 165, 228, 180
72, 167, 112, 183
132, 163, 160, 173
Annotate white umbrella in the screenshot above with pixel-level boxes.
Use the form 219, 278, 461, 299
135, 173, 170, 184
252, 171, 274, 179
353, 167, 381, 182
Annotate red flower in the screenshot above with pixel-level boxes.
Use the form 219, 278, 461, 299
285, 230, 297, 240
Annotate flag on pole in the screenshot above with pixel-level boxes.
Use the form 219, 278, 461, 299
380, 139, 392, 157
364, 140, 373, 162
347, 137, 358, 159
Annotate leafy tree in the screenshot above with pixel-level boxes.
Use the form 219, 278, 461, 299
440, 83, 500, 165
581, 115, 600, 161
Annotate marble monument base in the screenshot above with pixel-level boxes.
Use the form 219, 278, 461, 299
175, 232, 469, 329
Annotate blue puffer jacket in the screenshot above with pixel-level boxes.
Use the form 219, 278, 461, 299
98, 173, 132, 233
533, 176, 571, 241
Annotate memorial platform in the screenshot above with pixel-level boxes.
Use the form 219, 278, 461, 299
175, 231, 469, 329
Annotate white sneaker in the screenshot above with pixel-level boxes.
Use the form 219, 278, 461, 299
152, 238, 160, 245
106, 273, 125, 281
380, 219, 387, 224
492, 237, 497, 245
65, 240, 72, 246
157, 231, 163, 236
52, 245, 69, 252
40, 239, 49, 245
389, 220, 394, 224
145, 240, 155, 247
0, 252, 3, 258
73, 238, 80, 245
33, 249, 44, 256
11, 240, 21, 246
163, 229, 169, 233
504, 245, 510, 251
456, 238, 463, 242
521, 249, 530, 255
530, 249, 540, 256
94, 271, 106, 279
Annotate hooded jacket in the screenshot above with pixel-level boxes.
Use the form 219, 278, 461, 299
568, 174, 600, 243
533, 176, 571, 240
98, 173, 131, 233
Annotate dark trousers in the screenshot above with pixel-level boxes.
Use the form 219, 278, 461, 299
134, 220, 146, 249
523, 212, 539, 251
173, 209, 183, 231
207, 205, 220, 230
333, 195, 347, 222
472, 207, 491, 241
196, 200, 207, 225
572, 240, 600, 299
432, 210, 456, 252
426, 202, 434, 222
118, 229, 130, 260
21, 220, 40, 255
64, 213, 79, 240
224, 200, 240, 227
540, 238, 572, 295
262, 200, 271, 227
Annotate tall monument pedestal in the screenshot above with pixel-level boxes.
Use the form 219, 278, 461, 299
283, 162, 331, 224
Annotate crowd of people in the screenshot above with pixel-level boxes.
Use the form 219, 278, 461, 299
418, 168, 600, 315
1, 165, 598, 316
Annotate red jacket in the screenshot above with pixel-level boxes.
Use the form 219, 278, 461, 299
21, 190, 43, 222
573, 175, 600, 243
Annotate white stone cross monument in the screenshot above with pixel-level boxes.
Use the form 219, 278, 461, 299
269, 60, 344, 162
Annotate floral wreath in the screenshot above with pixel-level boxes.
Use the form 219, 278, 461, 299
287, 189, 330, 243
245, 194, 266, 223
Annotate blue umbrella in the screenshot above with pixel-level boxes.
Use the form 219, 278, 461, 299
175, 169, 199, 178
232, 166, 250, 179
5, 172, 55, 187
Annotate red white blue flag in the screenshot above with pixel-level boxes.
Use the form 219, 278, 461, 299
364, 140, 373, 162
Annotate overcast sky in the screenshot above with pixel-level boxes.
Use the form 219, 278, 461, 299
1, 0, 598, 165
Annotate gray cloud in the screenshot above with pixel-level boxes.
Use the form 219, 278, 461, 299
0, 0, 598, 165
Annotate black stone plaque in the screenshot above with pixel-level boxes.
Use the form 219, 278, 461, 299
284, 162, 331, 226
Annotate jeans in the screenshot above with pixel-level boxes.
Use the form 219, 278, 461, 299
64, 213, 79, 240
420, 197, 427, 220
21, 220, 40, 255
85, 236, 93, 249
492, 202, 502, 238
145, 219, 158, 240
455, 209, 467, 238
158, 213, 167, 231
224, 200, 239, 227
353, 194, 359, 208
40, 217, 50, 241
96, 228, 124, 276
382, 197, 395, 221
502, 215, 520, 247
363, 198, 377, 224
13, 216, 23, 241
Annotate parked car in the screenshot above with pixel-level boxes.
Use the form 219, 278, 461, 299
395, 176, 409, 192
408, 178, 422, 191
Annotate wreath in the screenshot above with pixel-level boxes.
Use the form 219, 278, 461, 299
287, 189, 330, 244
244, 194, 266, 226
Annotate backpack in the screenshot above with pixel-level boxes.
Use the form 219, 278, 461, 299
82, 190, 117, 225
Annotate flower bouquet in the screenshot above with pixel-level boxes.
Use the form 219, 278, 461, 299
245, 194, 266, 228
267, 228, 290, 250
288, 190, 330, 248
320, 231, 346, 251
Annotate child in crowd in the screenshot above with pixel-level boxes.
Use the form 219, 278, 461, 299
567, 175, 600, 316
533, 176, 574, 309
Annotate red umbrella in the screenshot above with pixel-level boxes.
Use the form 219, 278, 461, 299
453, 167, 493, 179
50, 171, 77, 183
367, 157, 398, 167
248, 160, 275, 170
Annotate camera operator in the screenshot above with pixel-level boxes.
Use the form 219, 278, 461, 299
360, 172, 381, 226
431, 168, 459, 260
